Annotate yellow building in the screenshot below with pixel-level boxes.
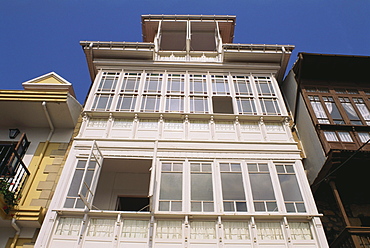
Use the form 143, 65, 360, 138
0, 72, 82, 248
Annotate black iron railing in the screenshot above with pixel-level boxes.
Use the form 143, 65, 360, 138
0, 134, 30, 198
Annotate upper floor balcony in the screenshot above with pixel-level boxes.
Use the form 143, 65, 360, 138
0, 133, 30, 215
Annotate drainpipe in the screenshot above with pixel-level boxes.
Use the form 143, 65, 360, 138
20, 101, 54, 205
10, 217, 20, 248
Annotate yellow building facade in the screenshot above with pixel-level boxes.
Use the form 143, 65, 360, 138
0, 72, 82, 248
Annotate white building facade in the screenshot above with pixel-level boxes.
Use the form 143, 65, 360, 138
35, 15, 329, 248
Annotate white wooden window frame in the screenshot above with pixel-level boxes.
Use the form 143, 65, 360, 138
189, 74, 208, 95
116, 94, 137, 112
96, 72, 120, 93
211, 75, 230, 95
120, 72, 141, 93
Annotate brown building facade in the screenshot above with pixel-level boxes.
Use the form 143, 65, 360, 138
282, 53, 370, 247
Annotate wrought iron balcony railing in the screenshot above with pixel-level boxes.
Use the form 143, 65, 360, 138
0, 133, 30, 199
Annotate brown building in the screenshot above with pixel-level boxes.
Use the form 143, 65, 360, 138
282, 53, 370, 247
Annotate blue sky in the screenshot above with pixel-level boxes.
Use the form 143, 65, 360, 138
1, 0, 369, 103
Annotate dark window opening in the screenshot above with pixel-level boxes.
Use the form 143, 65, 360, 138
117, 196, 149, 212
93, 158, 151, 211
160, 22, 187, 51
360, 216, 370, 227
213, 96, 234, 114
191, 22, 217, 51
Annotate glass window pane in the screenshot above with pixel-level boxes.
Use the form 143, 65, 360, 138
309, 96, 329, 123
221, 173, 246, 200
92, 94, 113, 111
162, 163, 171, 171
167, 74, 185, 93
191, 163, 201, 172
113, 119, 133, 128
256, 222, 283, 240
260, 99, 280, 115
144, 73, 163, 93
290, 222, 313, 240
249, 174, 276, 200
121, 73, 140, 92
237, 98, 256, 114
98, 72, 119, 92
233, 75, 252, 96
164, 120, 183, 130
159, 201, 169, 211
189, 74, 207, 94
172, 163, 183, 172
202, 163, 212, 172
117, 95, 136, 111
223, 221, 250, 240
265, 122, 284, 132
203, 202, 214, 212
223, 202, 234, 211
122, 220, 149, 238
191, 173, 213, 201
296, 203, 306, 212
166, 96, 184, 112
87, 219, 115, 237
323, 96, 344, 124
156, 220, 182, 239
55, 217, 82, 236
324, 131, 339, 141
259, 163, 269, 172
172, 201, 182, 211
338, 131, 353, 142
75, 199, 85, 208
266, 202, 278, 211
278, 174, 303, 201
255, 77, 275, 96
358, 132, 370, 143
231, 163, 241, 171
354, 98, 370, 122
190, 221, 216, 239
64, 198, 75, 208
339, 97, 361, 121
141, 95, 160, 112
236, 202, 247, 212
67, 169, 84, 197
190, 120, 209, 130
285, 203, 296, 212
240, 121, 259, 131
191, 202, 202, 211
285, 165, 294, 173
254, 202, 265, 211
160, 173, 182, 200
211, 75, 229, 95
190, 97, 208, 113
247, 163, 258, 172
275, 164, 285, 173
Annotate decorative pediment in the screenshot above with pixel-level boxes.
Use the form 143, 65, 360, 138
22, 72, 76, 97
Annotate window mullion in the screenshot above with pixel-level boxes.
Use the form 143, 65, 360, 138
249, 75, 262, 114
269, 162, 286, 213
110, 70, 124, 112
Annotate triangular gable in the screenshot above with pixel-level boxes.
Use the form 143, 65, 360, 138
22, 72, 76, 97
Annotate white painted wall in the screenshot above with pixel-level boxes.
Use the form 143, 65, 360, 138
0, 226, 16, 248
281, 71, 327, 184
